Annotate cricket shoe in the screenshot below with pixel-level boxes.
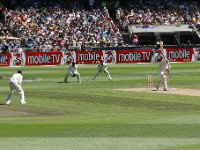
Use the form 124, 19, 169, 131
155, 85, 159, 91
21, 101, 27, 104
164, 88, 170, 91
5, 102, 10, 105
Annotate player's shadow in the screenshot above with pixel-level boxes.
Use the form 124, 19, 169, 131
57, 81, 69, 83
152, 89, 158, 91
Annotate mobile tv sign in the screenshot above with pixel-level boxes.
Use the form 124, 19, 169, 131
116, 49, 153, 63
76, 50, 103, 64
25, 52, 62, 65
0, 53, 11, 66
1, 47, 200, 67
166, 48, 193, 62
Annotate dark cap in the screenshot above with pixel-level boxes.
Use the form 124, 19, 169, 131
17, 70, 22, 74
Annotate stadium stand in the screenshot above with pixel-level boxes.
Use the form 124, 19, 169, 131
128, 24, 200, 46
116, 0, 200, 46
0, 0, 200, 52
0, 0, 124, 52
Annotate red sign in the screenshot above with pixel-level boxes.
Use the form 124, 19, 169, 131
166, 48, 193, 62
116, 49, 153, 63
1, 47, 200, 66
76, 50, 103, 64
25, 52, 62, 65
0, 53, 11, 66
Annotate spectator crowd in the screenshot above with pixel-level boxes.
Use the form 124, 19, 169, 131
0, 0, 123, 52
116, 0, 200, 31
0, 0, 200, 52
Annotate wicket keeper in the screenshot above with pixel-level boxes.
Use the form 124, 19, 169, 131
64, 62, 81, 83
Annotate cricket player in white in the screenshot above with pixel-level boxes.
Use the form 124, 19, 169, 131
6, 70, 26, 105
156, 59, 171, 91
64, 62, 81, 83
93, 60, 112, 80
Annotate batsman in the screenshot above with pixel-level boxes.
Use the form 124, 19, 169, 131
156, 59, 171, 91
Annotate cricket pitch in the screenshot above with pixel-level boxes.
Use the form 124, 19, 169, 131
115, 88, 200, 97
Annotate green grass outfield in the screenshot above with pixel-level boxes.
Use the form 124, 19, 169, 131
0, 62, 200, 150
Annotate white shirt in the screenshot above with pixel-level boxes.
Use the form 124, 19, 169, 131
68, 64, 78, 74
98, 62, 108, 71
158, 59, 171, 73
10, 73, 23, 85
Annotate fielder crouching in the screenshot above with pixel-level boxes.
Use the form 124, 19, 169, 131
93, 59, 112, 80
64, 62, 81, 83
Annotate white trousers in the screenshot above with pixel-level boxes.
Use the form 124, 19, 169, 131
93, 68, 112, 80
64, 72, 81, 82
157, 71, 168, 90
6, 83, 25, 104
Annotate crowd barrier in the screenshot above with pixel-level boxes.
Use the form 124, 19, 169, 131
0, 47, 200, 66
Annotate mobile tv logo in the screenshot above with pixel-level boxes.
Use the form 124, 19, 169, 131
0, 53, 9, 65
168, 49, 190, 59
78, 52, 101, 61
27, 53, 61, 65
118, 51, 152, 62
